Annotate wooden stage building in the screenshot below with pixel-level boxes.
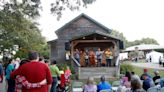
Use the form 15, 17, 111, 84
48, 13, 123, 79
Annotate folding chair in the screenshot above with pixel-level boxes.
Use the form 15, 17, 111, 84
147, 87, 158, 92
112, 81, 120, 92
160, 87, 164, 92
100, 89, 112, 92
72, 81, 83, 92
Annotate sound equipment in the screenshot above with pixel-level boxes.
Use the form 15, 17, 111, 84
65, 42, 70, 50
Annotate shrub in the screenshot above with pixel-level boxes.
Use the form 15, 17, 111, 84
120, 63, 133, 74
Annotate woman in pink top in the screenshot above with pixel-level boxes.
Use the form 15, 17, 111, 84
64, 66, 71, 84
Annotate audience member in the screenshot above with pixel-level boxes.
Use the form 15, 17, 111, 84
131, 71, 140, 80
64, 66, 71, 84
14, 59, 47, 92
49, 59, 60, 92
153, 70, 161, 85
97, 75, 112, 92
6, 59, 15, 92
140, 68, 152, 80
142, 74, 154, 91
83, 77, 97, 92
131, 78, 146, 92
121, 76, 131, 88
39, 56, 45, 63
125, 71, 131, 82
11, 51, 52, 92
0, 61, 3, 83
44, 59, 50, 66
14, 58, 21, 70
160, 78, 164, 87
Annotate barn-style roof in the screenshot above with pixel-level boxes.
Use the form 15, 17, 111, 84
55, 13, 112, 34
70, 30, 121, 41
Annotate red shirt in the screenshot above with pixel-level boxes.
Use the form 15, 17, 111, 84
11, 61, 52, 92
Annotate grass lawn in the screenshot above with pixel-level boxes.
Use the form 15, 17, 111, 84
121, 61, 164, 77
132, 65, 164, 77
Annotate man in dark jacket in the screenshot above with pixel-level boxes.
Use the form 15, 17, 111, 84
142, 74, 154, 91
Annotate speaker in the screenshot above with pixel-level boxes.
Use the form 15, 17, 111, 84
65, 42, 70, 50
119, 41, 124, 49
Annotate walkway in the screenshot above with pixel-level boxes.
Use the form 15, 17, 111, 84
131, 62, 164, 70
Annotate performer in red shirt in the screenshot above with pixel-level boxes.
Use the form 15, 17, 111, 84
11, 51, 52, 92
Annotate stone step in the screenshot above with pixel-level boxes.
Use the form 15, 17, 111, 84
79, 67, 117, 79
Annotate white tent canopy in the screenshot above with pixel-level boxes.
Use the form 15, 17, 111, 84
146, 51, 163, 63
119, 53, 128, 60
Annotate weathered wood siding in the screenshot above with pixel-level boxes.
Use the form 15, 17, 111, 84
56, 17, 110, 40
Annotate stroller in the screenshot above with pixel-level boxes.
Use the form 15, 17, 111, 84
57, 73, 70, 92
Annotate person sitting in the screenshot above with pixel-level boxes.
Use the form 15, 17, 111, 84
97, 75, 112, 92
117, 76, 131, 92
121, 76, 131, 88
142, 74, 154, 91
131, 71, 140, 80
83, 77, 97, 92
153, 70, 161, 85
131, 77, 146, 92
160, 78, 164, 88
140, 68, 152, 80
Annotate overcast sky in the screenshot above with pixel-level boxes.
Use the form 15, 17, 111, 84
39, 0, 164, 45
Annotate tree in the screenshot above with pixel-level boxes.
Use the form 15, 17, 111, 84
0, 0, 96, 20
0, 10, 48, 59
50, 0, 96, 20
110, 29, 128, 48
110, 30, 159, 48
127, 38, 159, 47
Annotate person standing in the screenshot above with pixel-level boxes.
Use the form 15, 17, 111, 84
84, 50, 89, 67
0, 61, 3, 83
14, 58, 21, 70
104, 48, 113, 67
96, 48, 102, 67
11, 51, 52, 92
14, 59, 47, 92
80, 50, 85, 67
89, 49, 96, 67
6, 59, 15, 92
49, 60, 60, 92
74, 49, 80, 63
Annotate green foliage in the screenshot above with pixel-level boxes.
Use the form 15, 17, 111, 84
0, 0, 96, 20
50, 0, 96, 20
110, 29, 128, 48
111, 30, 159, 48
127, 38, 159, 47
120, 63, 134, 74
57, 63, 75, 74
0, 10, 49, 59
